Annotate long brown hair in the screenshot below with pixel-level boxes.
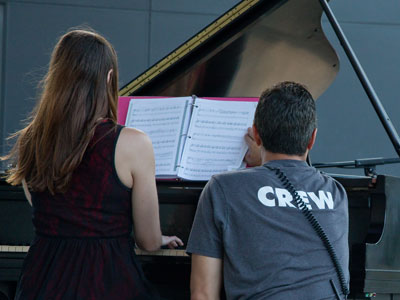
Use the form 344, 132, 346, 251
3, 28, 119, 194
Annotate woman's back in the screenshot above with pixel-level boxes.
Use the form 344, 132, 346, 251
32, 120, 132, 238
16, 120, 156, 300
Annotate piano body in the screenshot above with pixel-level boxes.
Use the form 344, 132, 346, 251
1, 0, 400, 299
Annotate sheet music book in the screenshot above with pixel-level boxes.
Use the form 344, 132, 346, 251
120, 96, 258, 181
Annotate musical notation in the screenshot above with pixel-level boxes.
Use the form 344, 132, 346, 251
125, 98, 192, 175
178, 99, 257, 180
124, 97, 256, 180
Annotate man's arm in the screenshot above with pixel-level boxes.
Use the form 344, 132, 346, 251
191, 254, 223, 300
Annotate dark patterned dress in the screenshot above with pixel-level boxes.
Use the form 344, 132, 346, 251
15, 120, 157, 300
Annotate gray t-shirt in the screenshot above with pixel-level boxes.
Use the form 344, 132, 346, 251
187, 160, 349, 300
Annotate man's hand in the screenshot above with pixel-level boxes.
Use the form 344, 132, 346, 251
161, 235, 184, 249
244, 127, 262, 167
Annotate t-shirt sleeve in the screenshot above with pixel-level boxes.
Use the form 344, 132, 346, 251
186, 176, 226, 259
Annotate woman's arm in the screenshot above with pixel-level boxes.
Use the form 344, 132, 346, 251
115, 128, 183, 251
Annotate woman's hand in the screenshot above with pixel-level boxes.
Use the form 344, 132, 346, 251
244, 127, 262, 167
162, 235, 184, 249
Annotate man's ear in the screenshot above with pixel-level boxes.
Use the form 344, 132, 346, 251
252, 124, 262, 146
307, 128, 317, 150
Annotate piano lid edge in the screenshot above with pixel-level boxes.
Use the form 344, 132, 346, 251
120, 0, 339, 101
119, 0, 287, 97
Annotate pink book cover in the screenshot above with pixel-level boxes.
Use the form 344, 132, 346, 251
117, 96, 258, 125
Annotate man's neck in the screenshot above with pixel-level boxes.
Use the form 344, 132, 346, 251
261, 150, 307, 164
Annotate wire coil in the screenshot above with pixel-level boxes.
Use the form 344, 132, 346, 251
266, 166, 349, 298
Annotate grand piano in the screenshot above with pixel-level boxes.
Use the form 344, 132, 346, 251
1, 0, 400, 299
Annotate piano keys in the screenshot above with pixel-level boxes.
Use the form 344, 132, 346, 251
0, 245, 188, 257
0, 246, 30, 253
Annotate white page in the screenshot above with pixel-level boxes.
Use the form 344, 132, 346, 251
177, 98, 257, 181
125, 97, 192, 176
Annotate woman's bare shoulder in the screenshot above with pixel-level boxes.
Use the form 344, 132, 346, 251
116, 127, 154, 165
118, 127, 152, 149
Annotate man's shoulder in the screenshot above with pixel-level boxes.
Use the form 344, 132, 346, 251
315, 170, 347, 190
211, 166, 265, 183
206, 167, 272, 194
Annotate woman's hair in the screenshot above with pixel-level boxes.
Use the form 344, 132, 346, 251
3, 28, 119, 194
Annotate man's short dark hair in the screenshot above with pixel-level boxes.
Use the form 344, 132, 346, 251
254, 81, 317, 156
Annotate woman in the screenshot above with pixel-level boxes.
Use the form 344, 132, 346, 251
3, 29, 182, 299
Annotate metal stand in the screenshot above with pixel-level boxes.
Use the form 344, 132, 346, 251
319, 0, 400, 158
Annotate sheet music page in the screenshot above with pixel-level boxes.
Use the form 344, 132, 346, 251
125, 97, 192, 176
177, 98, 257, 181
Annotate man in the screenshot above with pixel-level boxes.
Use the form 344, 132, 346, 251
186, 82, 349, 300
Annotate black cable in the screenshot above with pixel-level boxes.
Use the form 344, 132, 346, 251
265, 166, 349, 298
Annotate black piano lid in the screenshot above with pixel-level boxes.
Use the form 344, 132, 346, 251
120, 0, 339, 100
